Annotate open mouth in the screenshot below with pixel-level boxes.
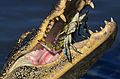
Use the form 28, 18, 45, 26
14, 17, 116, 66
0, 0, 117, 79
18, 0, 95, 65
4, 18, 116, 79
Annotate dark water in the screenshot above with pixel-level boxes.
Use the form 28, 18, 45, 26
0, 0, 120, 79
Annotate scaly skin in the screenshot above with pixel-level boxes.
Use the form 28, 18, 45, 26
0, 0, 117, 79
2, 19, 117, 79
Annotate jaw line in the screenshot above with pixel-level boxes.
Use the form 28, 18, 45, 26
6, 19, 117, 77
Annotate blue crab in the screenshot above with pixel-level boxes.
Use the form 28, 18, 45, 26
56, 11, 89, 61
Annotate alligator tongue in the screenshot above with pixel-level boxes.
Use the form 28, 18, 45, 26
25, 48, 59, 65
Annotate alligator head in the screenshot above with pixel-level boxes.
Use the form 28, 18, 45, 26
0, 0, 117, 79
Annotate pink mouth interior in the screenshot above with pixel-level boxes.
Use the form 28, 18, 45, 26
25, 48, 60, 65
24, 20, 64, 65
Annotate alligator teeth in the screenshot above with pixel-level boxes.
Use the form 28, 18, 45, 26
88, 29, 93, 34
41, 38, 45, 42
111, 17, 114, 22
56, 17, 59, 21
104, 20, 108, 24
48, 25, 53, 30
48, 20, 54, 29
95, 30, 98, 32
72, 12, 79, 22
44, 34, 47, 38
100, 27, 103, 30
60, 14, 66, 22
89, 2, 95, 9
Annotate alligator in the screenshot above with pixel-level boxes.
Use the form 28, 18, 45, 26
0, 0, 117, 79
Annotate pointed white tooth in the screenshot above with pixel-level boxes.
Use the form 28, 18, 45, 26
41, 38, 45, 42
100, 27, 103, 30
89, 2, 95, 9
60, 14, 66, 22
44, 34, 47, 37
46, 29, 50, 33
88, 30, 93, 34
111, 17, 114, 22
56, 17, 59, 21
95, 30, 98, 32
104, 20, 108, 24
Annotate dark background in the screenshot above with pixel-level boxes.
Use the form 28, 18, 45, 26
0, 0, 120, 79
